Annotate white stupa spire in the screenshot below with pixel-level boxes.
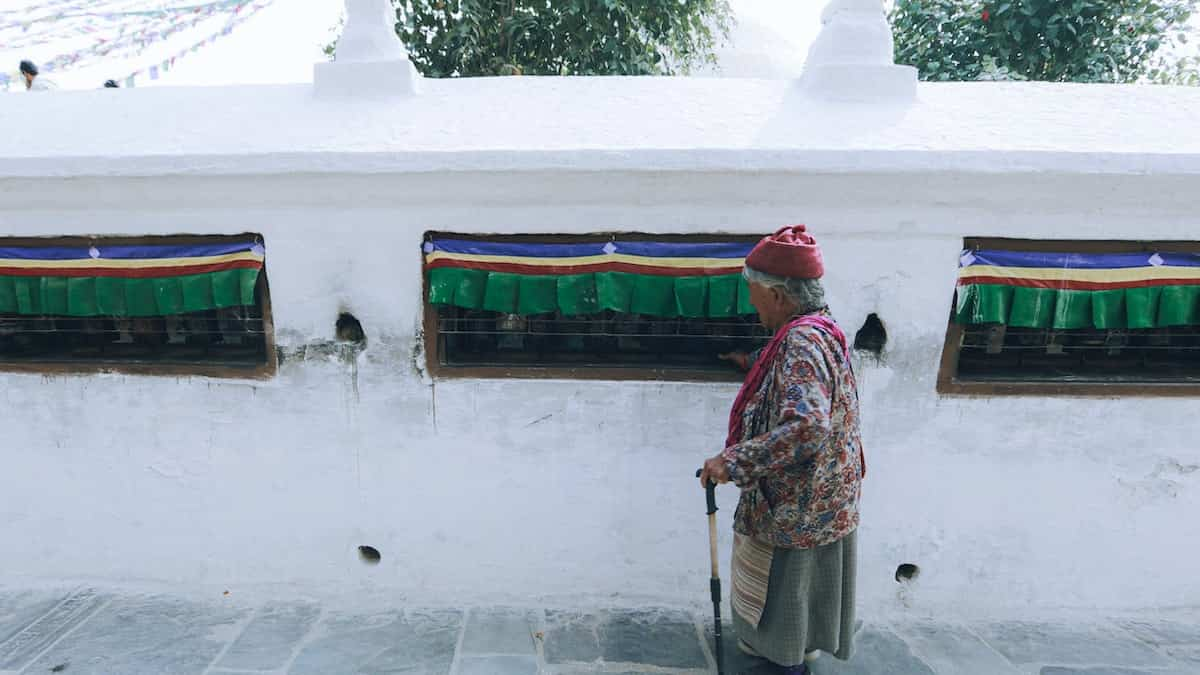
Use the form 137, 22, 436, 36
800, 0, 917, 102
313, 0, 421, 98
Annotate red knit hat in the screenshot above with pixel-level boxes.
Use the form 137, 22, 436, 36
745, 225, 824, 279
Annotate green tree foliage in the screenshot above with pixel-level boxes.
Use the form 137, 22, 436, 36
329, 0, 733, 77
890, 0, 1200, 84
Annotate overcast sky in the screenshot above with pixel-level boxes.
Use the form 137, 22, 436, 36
2, 0, 822, 90
3, 0, 1195, 91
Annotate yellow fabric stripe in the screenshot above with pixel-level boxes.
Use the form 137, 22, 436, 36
425, 251, 742, 269
0, 251, 264, 270
959, 264, 1200, 283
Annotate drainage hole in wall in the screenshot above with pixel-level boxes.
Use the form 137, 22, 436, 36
336, 312, 366, 343
895, 563, 920, 583
358, 545, 381, 564
853, 313, 887, 357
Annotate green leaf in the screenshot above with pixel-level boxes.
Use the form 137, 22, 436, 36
890, 0, 1198, 83
329, 0, 731, 77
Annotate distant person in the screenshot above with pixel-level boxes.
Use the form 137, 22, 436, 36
104, 79, 119, 89
19, 60, 54, 91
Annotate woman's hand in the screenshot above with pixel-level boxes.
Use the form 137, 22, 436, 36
719, 351, 751, 371
699, 453, 731, 487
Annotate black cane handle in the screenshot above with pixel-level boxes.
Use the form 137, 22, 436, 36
694, 468, 719, 515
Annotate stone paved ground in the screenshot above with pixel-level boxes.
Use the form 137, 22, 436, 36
1, 587, 1198, 674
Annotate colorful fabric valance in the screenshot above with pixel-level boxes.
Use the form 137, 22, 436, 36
955, 249, 1200, 329
424, 238, 757, 318
0, 240, 264, 317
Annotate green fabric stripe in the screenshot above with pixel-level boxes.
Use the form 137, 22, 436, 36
674, 277, 707, 317
707, 274, 738, 318
0, 268, 261, 317
428, 268, 757, 318
596, 271, 633, 312
631, 275, 677, 317
518, 276, 557, 315
16, 278, 38, 314
1009, 287, 1056, 328
43, 277, 69, 315
1160, 285, 1200, 326
67, 277, 97, 315
1091, 289, 1126, 329
557, 274, 599, 315
482, 272, 518, 313
737, 277, 755, 315
955, 283, 1200, 329
0, 278, 14, 313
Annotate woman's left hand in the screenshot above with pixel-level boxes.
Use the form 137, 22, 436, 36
718, 351, 751, 371
699, 453, 731, 487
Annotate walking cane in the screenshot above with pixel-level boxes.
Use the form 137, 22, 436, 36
696, 468, 726, 675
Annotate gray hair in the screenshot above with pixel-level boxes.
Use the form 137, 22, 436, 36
743, 265, 826, 314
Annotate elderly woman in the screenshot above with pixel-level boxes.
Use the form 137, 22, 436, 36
701, 225, 865, 675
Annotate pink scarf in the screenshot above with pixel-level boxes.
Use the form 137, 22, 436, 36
725, 314, 866, 476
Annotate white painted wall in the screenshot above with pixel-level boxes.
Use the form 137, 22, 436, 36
1, 170, 1198, 619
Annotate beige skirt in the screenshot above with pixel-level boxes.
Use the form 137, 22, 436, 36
731, 529, 858, 666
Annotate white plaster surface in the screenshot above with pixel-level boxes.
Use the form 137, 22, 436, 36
0, 177, 1198, 619
0, 78, 1198, 177
0, 76, 1198, 621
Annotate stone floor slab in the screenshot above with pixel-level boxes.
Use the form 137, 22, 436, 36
1116, 618, 1200, 647
973, 621, 1171, 669
0, 589, 66, 649
552, 671, 662, 675
24, 594, 246, 675
1162, 643, 1200, 665
543, 611, 603, 665
810, 625, 935, 675
288, 609, 460, 675
0, 588, 109, 672
215, 601, 320, 671
1041, 662, 1180, 667
706, 620, 771, 674
460, 608, 536, 655
458, 654, 539, 675
893, 620, 1021, 675
7, 587, 1200, 675
599, 608, 707, 669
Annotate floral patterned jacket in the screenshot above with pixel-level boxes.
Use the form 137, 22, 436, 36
721, 318, 864, 549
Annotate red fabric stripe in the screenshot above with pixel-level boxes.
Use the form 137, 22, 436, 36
0, 259, 263, 279
425, 259, 743, 277
958, 275, 1200, 291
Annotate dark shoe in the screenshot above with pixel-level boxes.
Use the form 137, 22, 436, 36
738, 663, 807, 675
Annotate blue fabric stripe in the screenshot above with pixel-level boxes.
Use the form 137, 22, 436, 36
0, 241, 260, 261
430, 238, 753, 259
967, 249, 1200, 269
431, 239, 606, 257
614, 241, 752, 258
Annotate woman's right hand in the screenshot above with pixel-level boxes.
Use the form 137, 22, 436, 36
700, 453, 731, 486
719, 351, 750, 371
